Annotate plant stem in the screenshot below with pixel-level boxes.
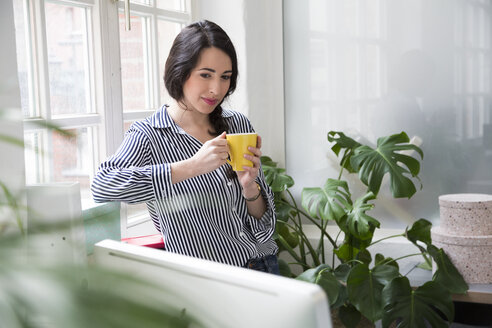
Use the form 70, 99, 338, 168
286, 190, 307, 264
369, 233, 405, 247
384, 253, 422, 264
279, 199, 338, 248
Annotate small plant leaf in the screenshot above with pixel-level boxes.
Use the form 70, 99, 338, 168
338, 304, 362, 328
296, 264, 342, 306
349, 132, 423, 198
327, 131, 362, 173
261, 156, 294, 192
356, 249, 372, 265
347, 264, 399, 322
406, 218, 432, 246
382, 277, 453, 328
278, 258, 292, 277
275, 200, 293, 222
334, 263, 351, 282
428, 245, 468, 294
334, 242, 360, 263
338, 192, 379, 240
375, 253, 399, 270
276, 221, 299, 249
301, 179, 352, 222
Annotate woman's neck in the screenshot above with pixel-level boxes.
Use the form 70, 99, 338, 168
167, 101, 210, 129
167, 100, 215, 142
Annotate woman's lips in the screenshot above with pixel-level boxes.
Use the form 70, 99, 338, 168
202, 97, 218, 106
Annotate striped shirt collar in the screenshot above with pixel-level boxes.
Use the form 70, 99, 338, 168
150, 105, 235, 132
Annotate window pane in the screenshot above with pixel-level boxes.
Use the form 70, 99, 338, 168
13, 0, 36, 118
45, 2, 93, 116
131, 0, 151, 5
120, 13, 149, 111
52, 127, 96, 201
158, 20, 182, 105
24, 131, 46, 185
156, 0, 185, 11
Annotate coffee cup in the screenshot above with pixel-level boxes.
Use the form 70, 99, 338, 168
226, 133, 257, 171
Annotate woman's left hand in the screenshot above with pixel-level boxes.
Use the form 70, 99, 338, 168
237, 135, 262, 195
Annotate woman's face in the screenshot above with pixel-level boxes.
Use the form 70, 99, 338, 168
181, 47, 232, 115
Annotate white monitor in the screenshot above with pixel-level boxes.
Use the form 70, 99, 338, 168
93, 240, 332, 328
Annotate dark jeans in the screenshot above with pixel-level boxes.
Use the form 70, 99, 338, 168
244, 254, 280, 275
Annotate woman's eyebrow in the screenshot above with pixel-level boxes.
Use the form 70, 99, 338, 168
198, 67, 233, 74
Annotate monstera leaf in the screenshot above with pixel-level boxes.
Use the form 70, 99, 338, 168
337, 192, 380, 240
350, 132, 423, 198
406, 218, 432, 247
347, 264, 399, 322
382, 277, 454, 328
301, 178, 352, 221
328, 131, 362, 173
428, 245, 468, 294
296, 264, 342, 306
261, 156, 294, 192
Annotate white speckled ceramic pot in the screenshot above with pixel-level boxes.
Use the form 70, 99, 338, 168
438, 193, 492, 236
432, 227, 492, 283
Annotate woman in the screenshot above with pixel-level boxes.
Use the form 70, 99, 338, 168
91, 20, 279, 274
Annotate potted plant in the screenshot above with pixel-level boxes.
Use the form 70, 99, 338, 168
261, 131, 468, 328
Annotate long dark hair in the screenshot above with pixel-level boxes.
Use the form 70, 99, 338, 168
164, 20, 238, 136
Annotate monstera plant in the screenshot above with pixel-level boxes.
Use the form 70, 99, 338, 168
262, 131, 468, 328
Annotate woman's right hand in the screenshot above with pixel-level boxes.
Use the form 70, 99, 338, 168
191, 132, 229, 175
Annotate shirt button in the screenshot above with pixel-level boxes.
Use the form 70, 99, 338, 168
232, 207, 237, 212
227, 181, 233, 187
239, 232, 246, 238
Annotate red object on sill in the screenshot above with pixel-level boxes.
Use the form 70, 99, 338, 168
121, 234, 165, 249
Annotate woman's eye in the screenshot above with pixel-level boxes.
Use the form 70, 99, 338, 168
200, 73, 211, 78
221, 75, 231, 81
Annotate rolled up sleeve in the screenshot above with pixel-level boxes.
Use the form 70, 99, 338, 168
91, 128, 173, 204
245, 165, 276, 243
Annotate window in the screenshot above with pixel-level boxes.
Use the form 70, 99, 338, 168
14, 0, 99, 202
284, 0, 492, 227
13, 0, 192, 229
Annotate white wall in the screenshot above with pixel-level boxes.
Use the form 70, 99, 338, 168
193, 0, 285, 166
0, 0, 26, 232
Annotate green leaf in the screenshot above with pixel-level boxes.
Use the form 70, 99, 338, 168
275, 200, 293, 222
347, 264, 399, 322
334, 263, 351, 282
382, 277, 453, 328
278, 258, 292, 277
334, 242, 359, 263
338, 304, 362, 328
331, 285, 348, 309
296, 264, 341, 306
276, 221, 299, 249
261, 157, 294, 192
338, 192, 379, 240
301, 179, 352, 221
328, 131, 362, 173
428, 245, 468, 294
349, 132, 423, 198
406, 218, 432, 246
356, 249, 372, 265
375, 253, 399, 270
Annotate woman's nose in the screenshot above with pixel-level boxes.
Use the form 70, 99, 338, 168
209, 78, 221, 95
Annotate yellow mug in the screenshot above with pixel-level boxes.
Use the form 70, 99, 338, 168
226, 133, 257, 171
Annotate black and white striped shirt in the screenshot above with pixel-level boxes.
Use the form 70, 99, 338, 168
91, 105, 278, 267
